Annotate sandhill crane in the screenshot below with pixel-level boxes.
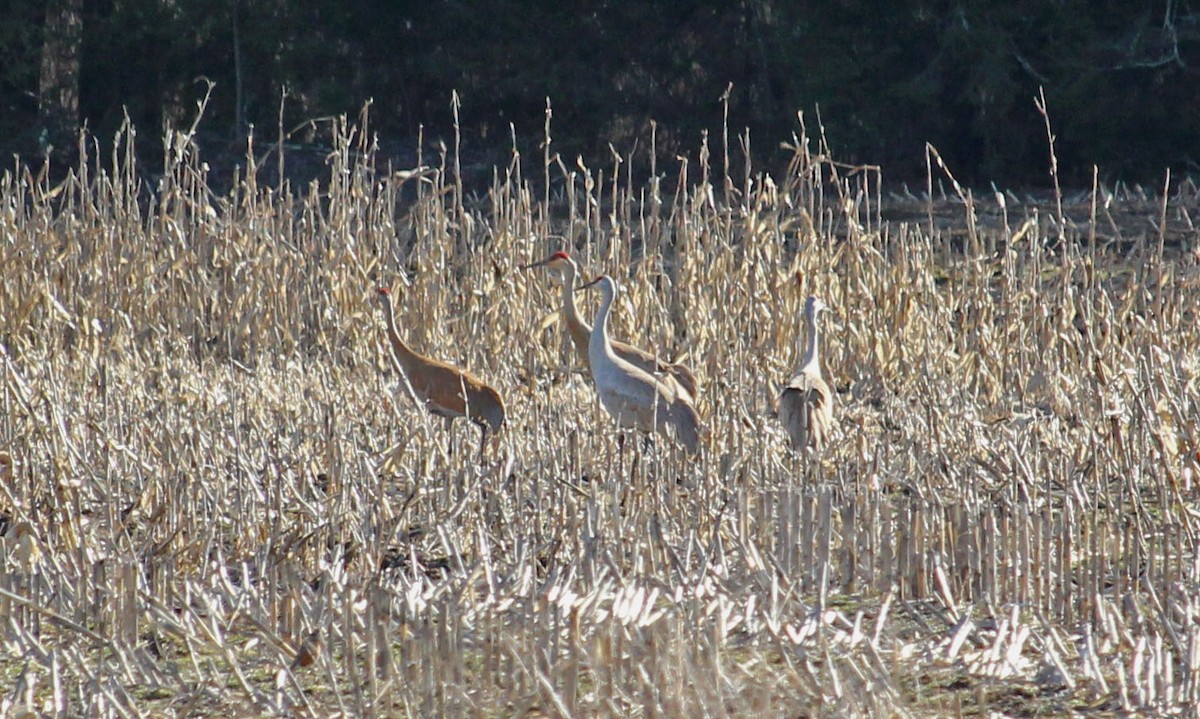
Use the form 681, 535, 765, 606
521, 251, 698, 402
376, 287, 506, 460
778, 295, 835, 451
579, 275, 702, 455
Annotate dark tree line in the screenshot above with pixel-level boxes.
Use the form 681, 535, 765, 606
4, 0, 1198, 187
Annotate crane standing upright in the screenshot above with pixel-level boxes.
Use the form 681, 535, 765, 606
376, 287, 506, 461
521, 251, 698, 402
778, 295, 834, 451
579, 275, 702, 455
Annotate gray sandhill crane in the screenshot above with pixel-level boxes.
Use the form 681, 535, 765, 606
376, 287, 506, 460
579, 275, 702, 455
521, 251, 698, 402
778, 295, 834, 451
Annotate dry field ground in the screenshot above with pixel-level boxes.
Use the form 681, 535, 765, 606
1, 113, 1199, 717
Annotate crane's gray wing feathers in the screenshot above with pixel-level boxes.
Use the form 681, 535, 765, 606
779, 372, 833, 450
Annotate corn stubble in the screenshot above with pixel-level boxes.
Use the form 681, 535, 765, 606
0, 111, 1198, 717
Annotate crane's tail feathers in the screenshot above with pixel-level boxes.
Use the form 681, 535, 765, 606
669, 363, 700, 400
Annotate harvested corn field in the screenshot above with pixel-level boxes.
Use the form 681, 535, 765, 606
1, 114, 1199, 717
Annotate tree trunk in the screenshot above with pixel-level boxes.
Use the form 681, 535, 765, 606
38, 0, 83, 157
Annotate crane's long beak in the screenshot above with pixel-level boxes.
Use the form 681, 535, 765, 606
576, 276, 603, 292
521, 254, 567, 271
518, 258, 550, 271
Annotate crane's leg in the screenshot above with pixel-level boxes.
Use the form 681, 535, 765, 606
443, 417, 456, 459
476, 425, 488, 465
632, 433, 646, 491
616, 432, 627, 477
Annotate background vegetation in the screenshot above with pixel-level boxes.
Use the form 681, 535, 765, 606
5, 0, 1200, 187
2, 2, 1200, 715
0, 100, 1198, 716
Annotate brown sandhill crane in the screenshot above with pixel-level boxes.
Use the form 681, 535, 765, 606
579, 275, 702, 455
521, 251, 698, 402
376, 287, 506, 460
778, 295, 834, 451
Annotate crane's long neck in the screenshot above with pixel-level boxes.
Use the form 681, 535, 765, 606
800, 305, 821, 375
379, 296, 421, 371
590, 280, 617, 363
559, 261, 592, 335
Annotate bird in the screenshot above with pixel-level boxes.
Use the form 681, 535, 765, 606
778, 295, 835, 451
579, 275, 702, 454
521, 251, 698, 402
376, 286, 506, 460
